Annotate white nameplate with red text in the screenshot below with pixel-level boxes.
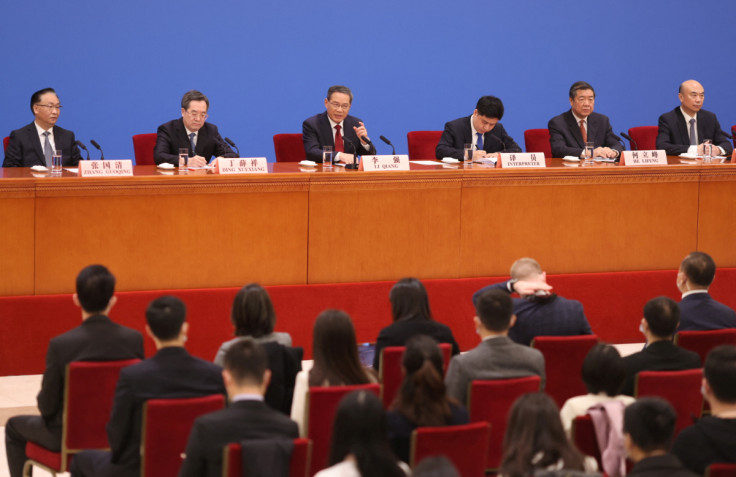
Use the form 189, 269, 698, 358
361, 155, 410, 171
621, 150, 668, 166
79, 160, 133, 177
498, 153, 546, 168
217, 157, 268, 174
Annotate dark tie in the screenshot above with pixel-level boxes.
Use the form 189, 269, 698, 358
689, 118, 697, 145
42, 131, 53, 167
334, 125, 344, 153
476, 132, 483, 151
579, 120, 587, 143
189, 133, 196, 156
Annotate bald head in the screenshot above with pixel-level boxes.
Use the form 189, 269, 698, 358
510, 258, 543, 281
678, 80, 704, 116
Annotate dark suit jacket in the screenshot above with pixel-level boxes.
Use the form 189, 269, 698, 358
153, 118, 236, 165
474, 281, 593, 346
548, 110, 623, 158
38, 315, 144, 430
302, 111, 376, 162
621, 340, 701, 396
656, 107, 733, 156
373, 318, 460, 371
627, 454, 698, 477
3, 121, 82, 167
177, 400, 299, 477
678, 292, 736, 331
435, 116, 522, 159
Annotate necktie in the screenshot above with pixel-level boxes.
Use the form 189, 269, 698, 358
579, 120, 587, 143
476, 132, 484, 151
689, 118, 697, 145
334, 125, 344, 153
42, 131, 53, 167
189, 133, 196, 156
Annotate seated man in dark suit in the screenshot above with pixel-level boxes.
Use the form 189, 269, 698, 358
548, 81, 623, 159
179, 339, 299, 477
302, 85, 376, 164
621, 297, 701, 396
3, 87, 82, 167
153, 90, 237, 167
677, 251, 736, 330
4, 265, 144, 477
435, 95, 521, 160
70, 295, 226, 477
473, 257, 593, 346
656, 80, 733, 157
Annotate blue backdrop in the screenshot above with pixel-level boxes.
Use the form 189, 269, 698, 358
2, 0, 734, 162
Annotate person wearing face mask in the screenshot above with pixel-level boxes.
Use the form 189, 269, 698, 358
620, 297, 701, 396
676, 251, 736, 331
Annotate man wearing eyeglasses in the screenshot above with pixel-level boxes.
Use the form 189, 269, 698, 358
302, 85, 376, 164
153, 90, 237, 167
3, 87, 82, 168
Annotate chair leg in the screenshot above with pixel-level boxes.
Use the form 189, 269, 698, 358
22, 459, 58, 477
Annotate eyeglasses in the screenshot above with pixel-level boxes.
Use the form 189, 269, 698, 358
328, 101, 350, 111
185, 111, 208, 120
36, 104, 62, 110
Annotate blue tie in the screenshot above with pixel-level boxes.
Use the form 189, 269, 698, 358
476, 132, 483, 151
189, 133, 196, 156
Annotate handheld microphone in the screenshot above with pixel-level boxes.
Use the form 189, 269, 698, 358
89, 140, 105, 160
379, 135, 396, 155
620, 132, 638, 151
75, 140, 90, 161
224, 137, 240, 156
342, 136, 360, 170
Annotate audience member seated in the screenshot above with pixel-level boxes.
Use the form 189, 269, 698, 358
621, 297, 701, 396
499, 393, 597, 477
677, 252, 736, 331
624, 397, 698, 477
315, 390, 409, 477
672, 345, 736, 474
473, 257, 592, 346
412, 456, 460, 477
178, 339, 299, 477
290, 310, 377, 436
373, 277, 460, 371
445, 288, 545, 405
386, 335, 469, 463
560, 343, 635, 435
70, 296, 226, 477
4, 265, 144, 477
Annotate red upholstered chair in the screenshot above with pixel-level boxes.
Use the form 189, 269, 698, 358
707, 462, 736, 477
379, 343, 451, 408
140, 394, 225, 477
222, 438, 312, 477
634, 369, 703, 436
530, 335, 599, 407
273, 134, 306, 162
627, 126, 658, 151
406, 130, 442, 160
523, 129, 552, 157
468, 376, 542, 471
22, 359, 141, 477
675, 329, 736, 363
3, 136, 8, 152
731, 125, 736, 150
306, 384, 381, 476
409, 421, 490, 477
571, 414, 602, 469
132, 133, 157, 166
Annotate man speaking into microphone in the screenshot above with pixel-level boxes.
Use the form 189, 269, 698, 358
302, 85, 376, 164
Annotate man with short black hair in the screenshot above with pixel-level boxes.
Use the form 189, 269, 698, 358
621, 297, 701, 396
178, 339, 299, 477
672, 345, 736, 474
677, 251, 736, 330
70, 295, 225, 477
624, 397, 697, 476
435, 95, 521, 160
5, 265, 143, 477
444, 288, 545, 404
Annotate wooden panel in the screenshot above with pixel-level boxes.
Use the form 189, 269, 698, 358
697, 166, 736, 267
0, 180, 35, 295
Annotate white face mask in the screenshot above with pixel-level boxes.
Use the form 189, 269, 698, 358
639, 323, 646, 335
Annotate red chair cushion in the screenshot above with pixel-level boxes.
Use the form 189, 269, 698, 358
531, 335, 599, 407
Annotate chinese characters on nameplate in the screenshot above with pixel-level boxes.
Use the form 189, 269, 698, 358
621, 150, 668, 166
361, 155, 410, 171
217, 158, 268, 174
498, 153, 546, 169
78, 160, 134, 177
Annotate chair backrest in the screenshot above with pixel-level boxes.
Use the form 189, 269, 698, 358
675, 329, 736, 363
523, 129, 552, 157
627, 126, 659, 151
571, 414, 602, 469
468, 376, 542, 471
132, 133, 157, 165
635, 368, 703, 436
273, 134, 306, 163
379, 343, 451, 408
707, 462, 736, 477
731, 125, 736, 150
3, 136, 8, 152
530, 335, 599, 407
222, 438, 312, 477
306, 383, 381, 476
140, 394, 226, 477
410, 421, 490, 477
406, 131, 442, 160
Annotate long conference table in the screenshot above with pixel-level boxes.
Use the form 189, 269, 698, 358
1, 156, 735, 296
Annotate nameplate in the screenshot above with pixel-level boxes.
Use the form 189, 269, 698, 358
361, 155, 410, 172
498, 153, 546, 168
621, 150, 668, 166
79, 160, 133, 177
217, 157, 268, 174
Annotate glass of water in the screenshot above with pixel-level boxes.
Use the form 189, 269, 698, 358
583, 142, 594, 165
322, 146, 333, 169
702, 139, 713, 164
464, 143, 473, 162
51, 149, 63, 174
179, 148, 189, 171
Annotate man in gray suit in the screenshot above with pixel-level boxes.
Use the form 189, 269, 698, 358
445, 288, 546, 405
